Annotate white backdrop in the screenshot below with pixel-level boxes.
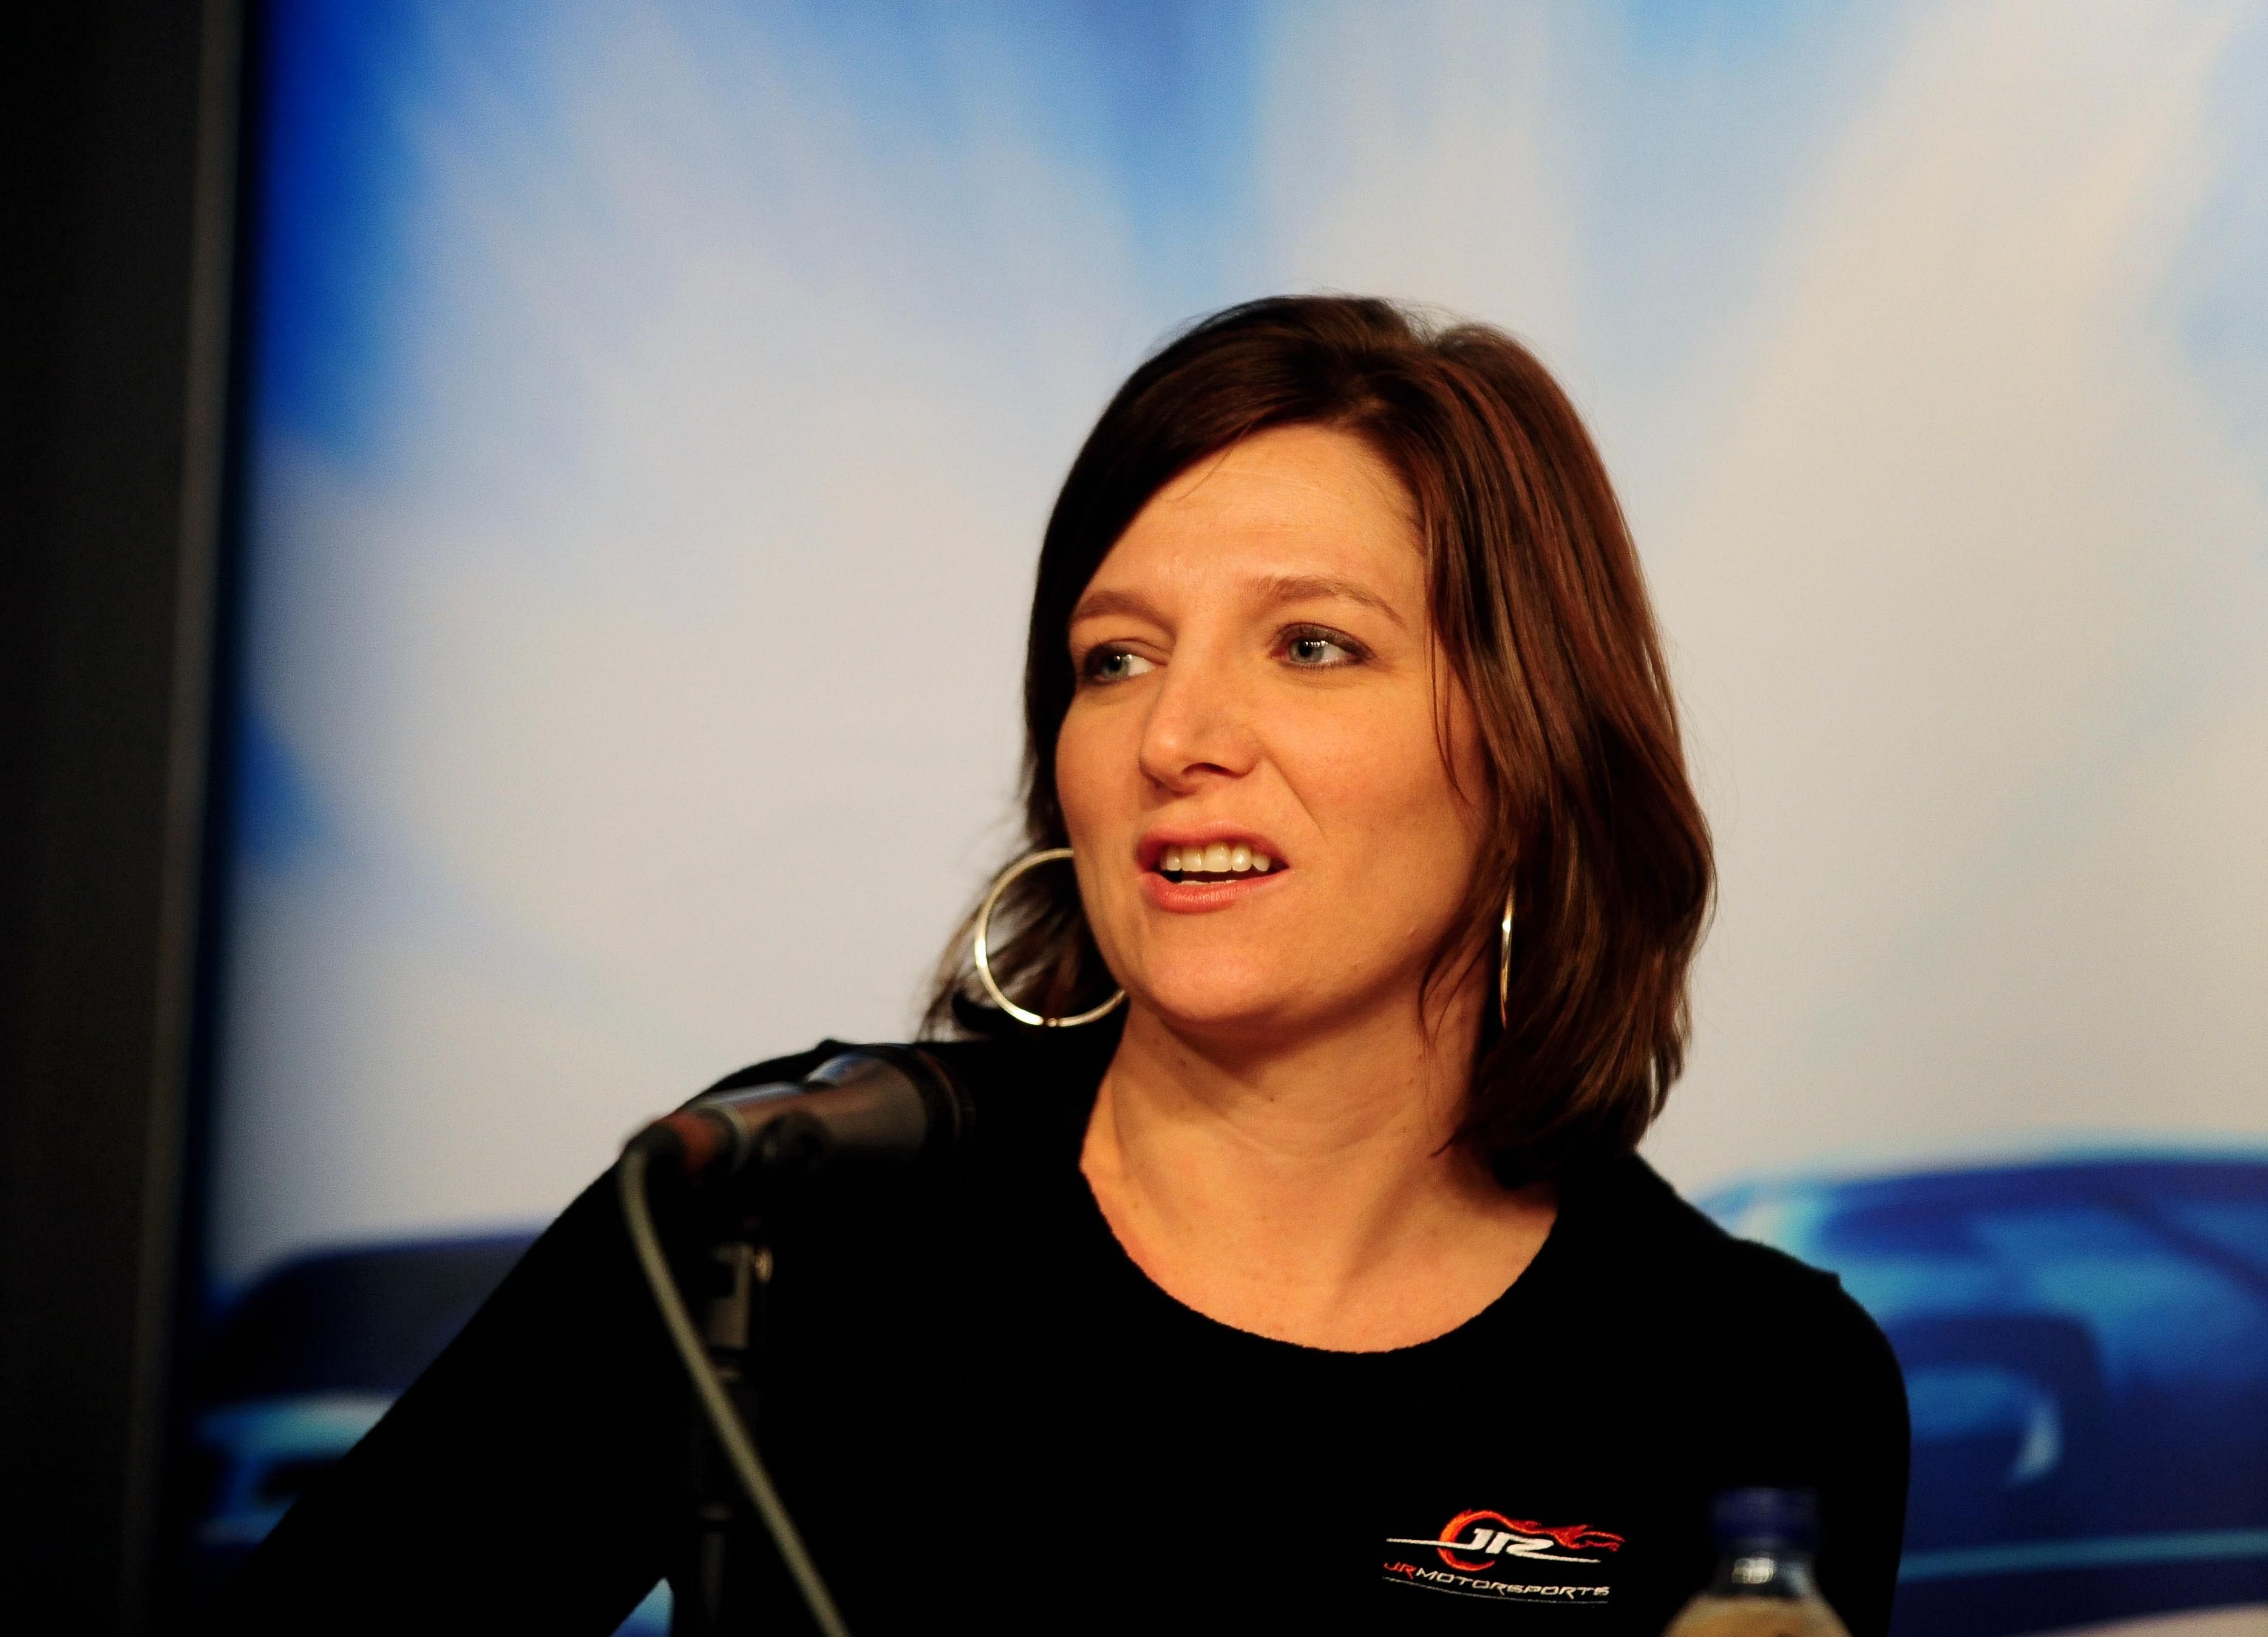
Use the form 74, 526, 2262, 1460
209, 0, 2268, 1293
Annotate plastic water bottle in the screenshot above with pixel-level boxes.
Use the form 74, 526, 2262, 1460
1661, 1489, 1850, 1637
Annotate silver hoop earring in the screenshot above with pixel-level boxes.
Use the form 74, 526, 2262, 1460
972, 846, 1127, 1029
1497, 887, 1515, 1027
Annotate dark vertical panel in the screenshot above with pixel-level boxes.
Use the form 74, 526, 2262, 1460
0, 2, 241, 1628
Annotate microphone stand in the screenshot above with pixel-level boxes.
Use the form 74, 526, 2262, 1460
625, 1044, 971, 1637
675, 1230, 773, 1636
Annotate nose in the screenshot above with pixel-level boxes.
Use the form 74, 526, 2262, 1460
1136, 641, 1260, 795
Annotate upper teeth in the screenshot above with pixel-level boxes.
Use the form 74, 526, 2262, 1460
1162, 844, 1273, 874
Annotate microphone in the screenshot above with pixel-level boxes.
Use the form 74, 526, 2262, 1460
618, 1050, 970, 1637
625, 1044, 973, 1199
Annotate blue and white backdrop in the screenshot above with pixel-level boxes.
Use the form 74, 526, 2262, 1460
201, 5, 2268, 1632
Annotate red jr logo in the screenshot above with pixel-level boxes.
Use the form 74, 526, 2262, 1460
1430, 1509, 1625, 1573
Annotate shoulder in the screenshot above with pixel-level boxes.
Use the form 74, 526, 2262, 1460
1564, 1155, 1905, 1401
704, 1029, 1108, 1106
1572, 1152, 1845, 1300
704, 1029, 1113, 1153
698, 1040, 857, 1096
698, 1030, 1109, 1213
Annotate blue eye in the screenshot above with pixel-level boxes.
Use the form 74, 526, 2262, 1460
1084, 647, 1156, 684
1284, 628, 1362, 667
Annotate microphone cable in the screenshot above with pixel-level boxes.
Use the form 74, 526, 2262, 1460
619, 1144, 852, 1637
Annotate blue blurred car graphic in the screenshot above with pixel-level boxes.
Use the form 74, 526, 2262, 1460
184, 1234, 670, 1635
194, 1393, 392, 1552
1703, 1155, 2268, 1636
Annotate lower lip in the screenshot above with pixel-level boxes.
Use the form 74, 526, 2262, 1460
1138, 869, 1290, 913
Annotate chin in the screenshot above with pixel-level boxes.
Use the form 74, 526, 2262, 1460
1129, 970, 1319, 1042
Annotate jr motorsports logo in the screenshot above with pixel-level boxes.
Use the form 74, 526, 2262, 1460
1381, 1509, 1623, 1604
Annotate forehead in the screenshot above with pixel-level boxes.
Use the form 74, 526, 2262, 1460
1100, 424, 1421, 584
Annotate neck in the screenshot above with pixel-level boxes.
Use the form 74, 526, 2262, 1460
1079, 984, 1555, 1352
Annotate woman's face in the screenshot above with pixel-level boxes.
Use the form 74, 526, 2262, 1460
1056, 424, 1488, 1046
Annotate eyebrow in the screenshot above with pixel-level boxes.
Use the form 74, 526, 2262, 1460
1255, 572, 1408, 630
1070, 572, 1409, 631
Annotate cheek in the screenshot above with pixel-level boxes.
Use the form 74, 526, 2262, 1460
1411, 678, 1488, 849
1294, 696, 1473, 845
1052, 706, 1145, 972
1347, 744, 1475, 866
1051, 703, 1123, 846
1277, 718, 1485, 958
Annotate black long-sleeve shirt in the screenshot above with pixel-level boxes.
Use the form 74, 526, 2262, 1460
212, 1027, 1909, 1633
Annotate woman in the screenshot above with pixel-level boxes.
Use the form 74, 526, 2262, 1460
216, 297, 1908, 1633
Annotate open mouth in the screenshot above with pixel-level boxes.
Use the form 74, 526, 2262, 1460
1155, 842, 1280, 885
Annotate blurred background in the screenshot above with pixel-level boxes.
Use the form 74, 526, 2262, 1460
5, 2, 2264, 1632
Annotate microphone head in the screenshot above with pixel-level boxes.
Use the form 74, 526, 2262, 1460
626, 1044, 973, 1203
802, 1045, 976, 1164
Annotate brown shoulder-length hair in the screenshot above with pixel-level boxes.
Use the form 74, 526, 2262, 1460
925, 294, 1713, 1183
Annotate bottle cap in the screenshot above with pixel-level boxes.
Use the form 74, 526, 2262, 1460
1711, 1487, 1818, 1551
